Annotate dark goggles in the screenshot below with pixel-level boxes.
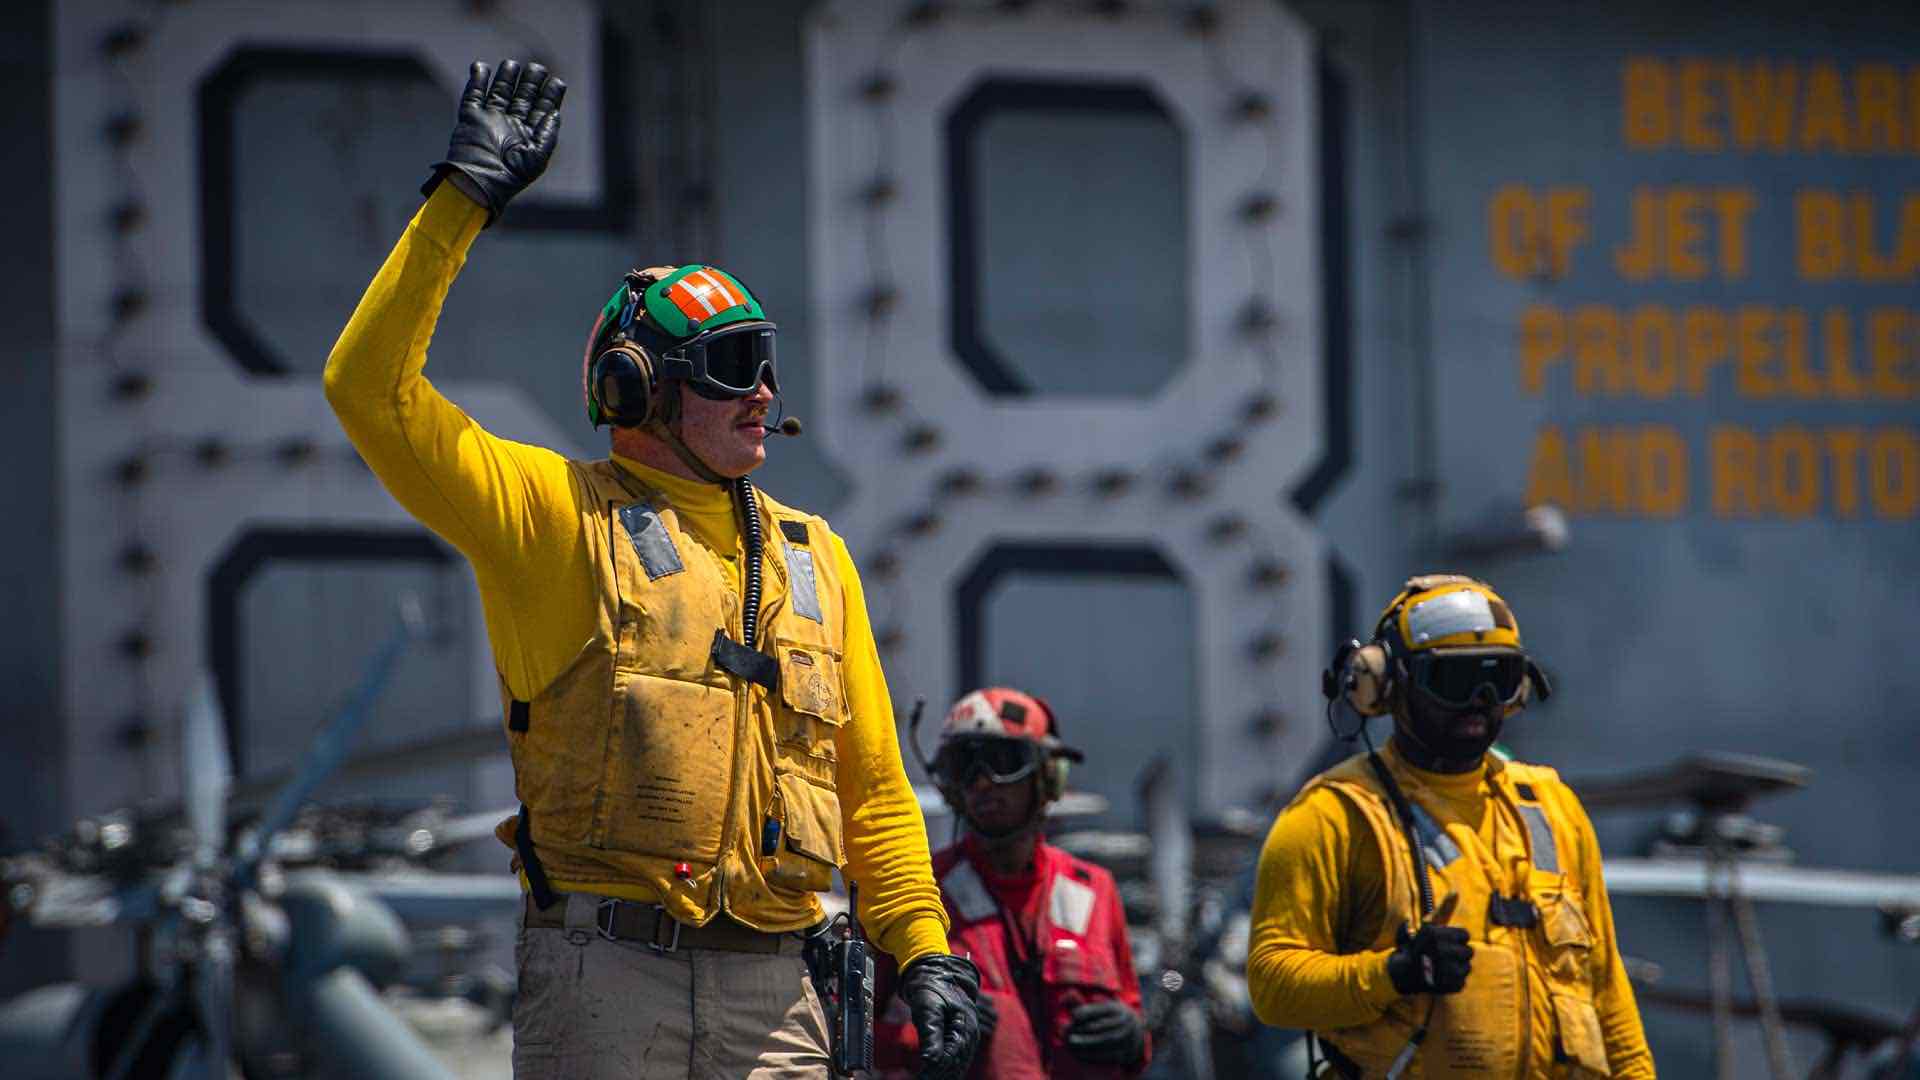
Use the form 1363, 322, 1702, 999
661, 320, 779, 400
1409, 652, 1528, 709
932, 736, 1044, 788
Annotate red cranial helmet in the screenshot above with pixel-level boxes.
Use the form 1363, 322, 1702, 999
933, 688, 1084, 812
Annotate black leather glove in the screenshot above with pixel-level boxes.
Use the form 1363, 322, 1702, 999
1385, 921, 1473, 995
423, 59, 565, 226
1065, 999, 1147, 1066
973, 990, 998, 1050
899, 954, 982, 1080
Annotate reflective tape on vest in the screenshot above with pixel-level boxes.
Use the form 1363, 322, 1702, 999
784, 542, 823, 622
1517, 803, 1560, 874
942, 860, 998, 924
1048, 874, 1096, 936
1407, 801, 1463, 870
618, 503, 685, 580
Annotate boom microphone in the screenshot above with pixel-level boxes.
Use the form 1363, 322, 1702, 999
774, 417, 804, 437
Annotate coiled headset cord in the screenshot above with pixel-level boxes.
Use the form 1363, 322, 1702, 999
735, 477, 764, 650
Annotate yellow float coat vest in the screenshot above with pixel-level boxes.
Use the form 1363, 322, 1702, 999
494, 459, 851, 930
1301, 753, 1614, 1078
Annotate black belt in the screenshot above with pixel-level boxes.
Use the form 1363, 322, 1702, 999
523, 893, 793, 955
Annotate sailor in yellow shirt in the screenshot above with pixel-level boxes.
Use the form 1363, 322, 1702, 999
323, 59, 981, 1079
1246, 575, 1655, 1078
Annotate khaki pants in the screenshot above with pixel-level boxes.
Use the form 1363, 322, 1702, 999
513, 894, 832, 1079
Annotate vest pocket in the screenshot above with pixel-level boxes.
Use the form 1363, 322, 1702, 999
776, 643, 845, 766
1538, 891, 1596, 984
1542, 892, 1593, 948
767, 770, 844, 894
1551, 993, 1613, 1077
1427, 941, 1523, 1077
593, 675, 735, 861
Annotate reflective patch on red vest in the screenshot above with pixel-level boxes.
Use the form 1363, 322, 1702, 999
942, 860, 998, 924
1048, 874, 1095, 936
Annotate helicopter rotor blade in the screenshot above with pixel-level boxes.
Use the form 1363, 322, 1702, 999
1567, 752, 1810, 813
1138, 755, 1192, 952
235, 597, 425, 890
192, 927, 236, 1079
229, 725, 502, 808
181, 671, 233, 867
317, 869, 524, 923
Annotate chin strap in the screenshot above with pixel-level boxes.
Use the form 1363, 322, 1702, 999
644, 417, 731, 485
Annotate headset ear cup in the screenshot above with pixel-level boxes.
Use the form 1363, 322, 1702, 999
1044, 758, 1069, 802
1345, 643, 1392, 717
1525, 658, 1552, 704
592, 343, 656, 427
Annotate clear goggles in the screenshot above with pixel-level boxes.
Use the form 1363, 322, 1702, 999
1408, 651, 1528, 709
932, 736, 1044, 788
659, 320, 779, 400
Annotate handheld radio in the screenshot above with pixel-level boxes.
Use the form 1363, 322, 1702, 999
804, 881, 875, 1076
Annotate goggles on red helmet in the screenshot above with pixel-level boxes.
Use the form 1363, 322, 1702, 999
1408, 651, 1528, 709
931, 735, 1044, 789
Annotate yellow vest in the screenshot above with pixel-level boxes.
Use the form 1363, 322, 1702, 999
493, 459, 850, 931
1302, 752, 1614, 1078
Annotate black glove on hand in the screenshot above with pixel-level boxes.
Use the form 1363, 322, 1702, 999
900, 954, 982, 1080
1385, 921, 1473, 995
1065, 999, 1147, 1066
423, 59, 565, 226
974, 990, 999, 1050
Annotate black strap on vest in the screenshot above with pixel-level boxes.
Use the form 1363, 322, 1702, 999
1364, 750, 1435, 917
508, 699, 530, 733
1488, 893, 1541, 928
711, 628, 779, 690
515, 804, 556, 910
1314, 1038, 1363, 1079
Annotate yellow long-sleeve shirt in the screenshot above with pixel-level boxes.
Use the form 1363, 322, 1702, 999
323, 184, 949, 967
1247, 741, 1655, 1077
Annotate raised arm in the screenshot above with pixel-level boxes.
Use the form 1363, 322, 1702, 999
322, 61, 593, 701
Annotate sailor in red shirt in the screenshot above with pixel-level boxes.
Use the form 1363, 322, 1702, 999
874, 687, 1151, 1079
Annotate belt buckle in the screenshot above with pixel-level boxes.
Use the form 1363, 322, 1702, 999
594, 898, 623, 943
649, 906, 682, 954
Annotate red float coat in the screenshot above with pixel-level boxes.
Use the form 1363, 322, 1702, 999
873, 834, 1151, 1079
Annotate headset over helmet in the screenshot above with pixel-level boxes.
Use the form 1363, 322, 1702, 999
928, 688, 1085, 835
581, 264, 777, 429
1324, 574, 1552, 721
